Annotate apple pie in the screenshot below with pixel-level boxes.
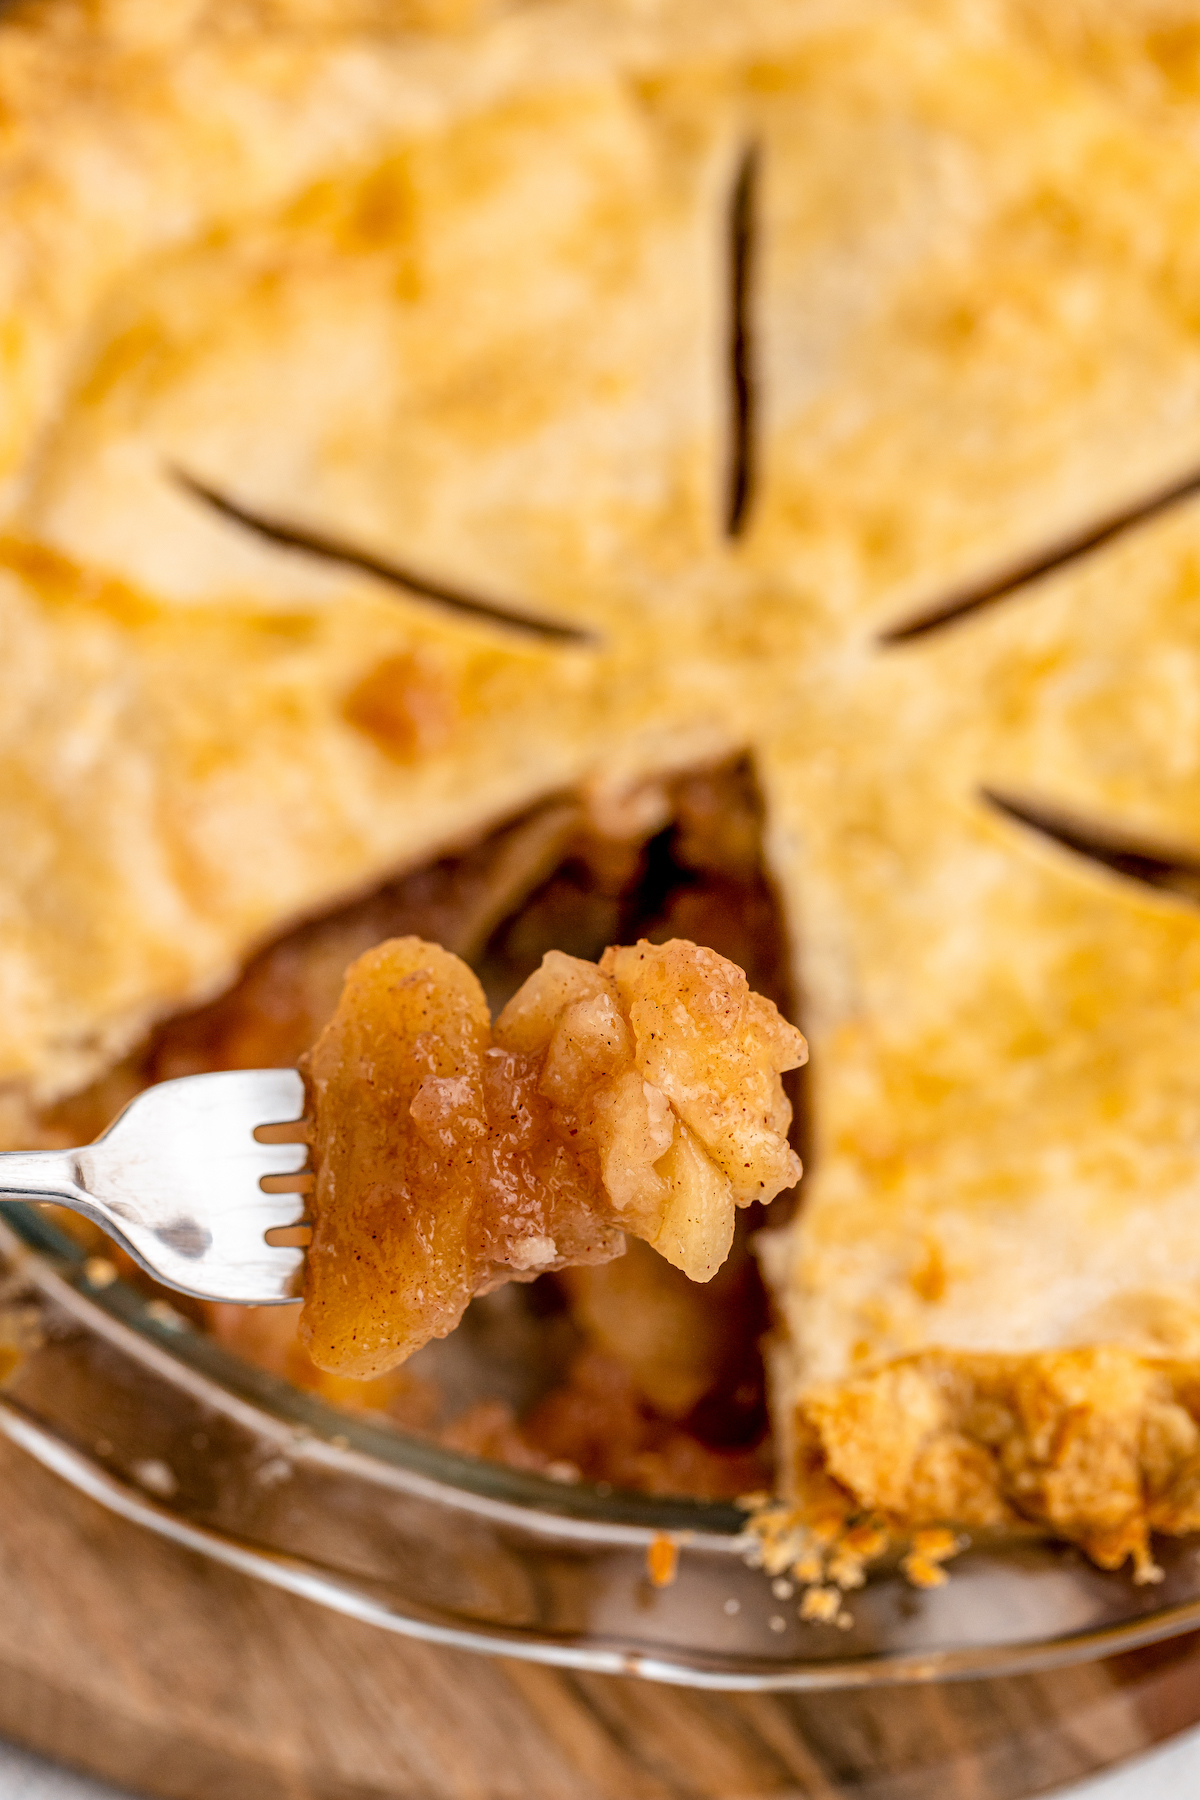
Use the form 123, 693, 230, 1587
9, 0, 1200, 1570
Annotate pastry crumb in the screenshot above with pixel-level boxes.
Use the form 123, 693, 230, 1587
798, 1585, 841, 1624
132, 1458, 177, 1498
143, 1299, 186, 1331
901, 1529, 964, 1590
646, 1532, 680, 1587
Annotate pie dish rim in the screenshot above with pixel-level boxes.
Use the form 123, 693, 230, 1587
8, 1200, 1200, 1691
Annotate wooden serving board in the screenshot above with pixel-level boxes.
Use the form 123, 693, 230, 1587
1, 1435, 1199, 1800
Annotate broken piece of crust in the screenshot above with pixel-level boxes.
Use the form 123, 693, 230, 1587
771, 1343, 1200, 1581
299, 936, 805, 1378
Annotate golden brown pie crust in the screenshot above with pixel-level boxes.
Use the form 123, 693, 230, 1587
11, 1, 1200, 1562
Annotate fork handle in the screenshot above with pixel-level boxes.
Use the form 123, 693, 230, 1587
0, 1149, 88, 1208
0, 1150, 151, 1275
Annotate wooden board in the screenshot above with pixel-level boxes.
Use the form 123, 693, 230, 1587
1, 1437, 1199, 1800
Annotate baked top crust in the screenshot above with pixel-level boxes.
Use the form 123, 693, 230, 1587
0, 0, 759, 1099
11, 0, 1200, 1557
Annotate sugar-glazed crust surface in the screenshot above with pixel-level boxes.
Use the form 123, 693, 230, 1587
11, 2, 1200, 1563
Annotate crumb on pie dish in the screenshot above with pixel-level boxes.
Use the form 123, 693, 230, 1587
10, 0, 1200, 1581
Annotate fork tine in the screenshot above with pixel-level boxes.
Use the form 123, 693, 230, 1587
240, 1068, 307, 1126
257, 1190, 310, 1231
62, 1068, 312, 1303
251, 1140, 310, 1179
253, 1244, 306, 1293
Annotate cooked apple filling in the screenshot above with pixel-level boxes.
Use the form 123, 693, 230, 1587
300, 936, 805, 1378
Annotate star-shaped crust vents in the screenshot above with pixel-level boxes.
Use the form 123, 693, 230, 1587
9, 0, 1200, 1561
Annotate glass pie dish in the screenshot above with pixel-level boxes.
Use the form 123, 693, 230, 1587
5, 1198, 1200, 1693
13, 0, 1200, 1707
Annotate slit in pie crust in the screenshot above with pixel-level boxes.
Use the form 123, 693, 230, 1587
10, 0, 1200, 1566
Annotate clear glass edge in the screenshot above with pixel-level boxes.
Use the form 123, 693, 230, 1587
9, 1201, 1200, 1689
4, 1202, 748, 1533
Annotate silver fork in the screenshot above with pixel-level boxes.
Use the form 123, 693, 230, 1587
0, 1069, 309, 1304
